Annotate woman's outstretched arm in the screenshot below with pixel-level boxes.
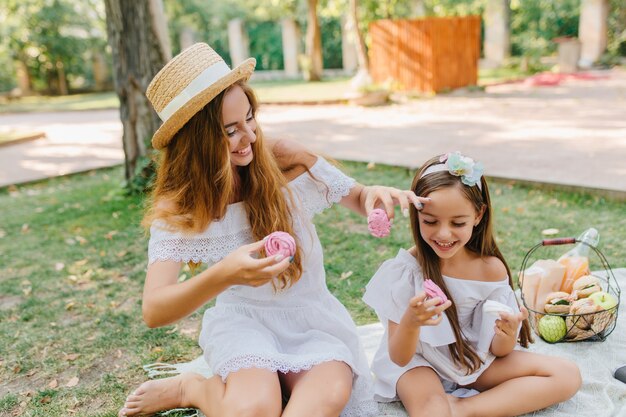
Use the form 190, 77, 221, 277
268, 138, 427, 217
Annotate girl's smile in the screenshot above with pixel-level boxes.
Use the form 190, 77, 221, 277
433, 240, 458, 251
418, 185, 482, 260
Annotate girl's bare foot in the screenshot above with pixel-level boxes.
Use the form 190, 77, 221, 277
118, 373, 205, 416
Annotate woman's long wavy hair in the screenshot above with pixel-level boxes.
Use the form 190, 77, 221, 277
143, 80, 303, 289
409, 155, 532, 374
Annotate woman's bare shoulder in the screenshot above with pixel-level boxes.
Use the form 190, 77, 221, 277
270, 138, 317, 180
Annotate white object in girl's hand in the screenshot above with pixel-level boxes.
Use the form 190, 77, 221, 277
483, 300, 515, 317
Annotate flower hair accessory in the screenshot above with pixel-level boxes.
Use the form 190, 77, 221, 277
420, 151, 484, 189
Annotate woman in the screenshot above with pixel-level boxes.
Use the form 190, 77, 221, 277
119, 43, 425, 417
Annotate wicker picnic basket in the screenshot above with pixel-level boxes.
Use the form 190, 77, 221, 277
519, 237, 621, 343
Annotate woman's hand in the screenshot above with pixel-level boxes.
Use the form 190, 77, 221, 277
401, 292, 452, 329
219, 239, 292, 287
494, 306, 528, 339
362, 185, 429, 220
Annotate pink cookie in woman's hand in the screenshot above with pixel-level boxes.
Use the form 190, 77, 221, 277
367, 208, 391, 238
264, 231, 296, 258
423, 279, 448, 305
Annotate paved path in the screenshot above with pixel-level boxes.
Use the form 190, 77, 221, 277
0, 110, 124, 186
1, 68, 625, 194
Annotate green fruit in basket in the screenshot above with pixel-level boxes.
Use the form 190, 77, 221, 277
588, 291, 618, 311
538, 315, 567, 343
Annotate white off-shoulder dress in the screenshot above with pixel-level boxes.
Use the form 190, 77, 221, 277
147, 157, 378, 417
363, 249, 520, 402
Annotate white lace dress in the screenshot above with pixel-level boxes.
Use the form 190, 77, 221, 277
148, 157, 378, 417
363, 249, 520, 402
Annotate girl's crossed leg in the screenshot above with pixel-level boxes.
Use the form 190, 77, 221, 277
450, 350, 581, 417
119, 367, 282, 417
397, 366, 453, 417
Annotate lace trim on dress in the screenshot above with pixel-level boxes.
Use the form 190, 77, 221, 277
216, 353, 347, 381
148, 228, 253, 265
290, 158, 356, 218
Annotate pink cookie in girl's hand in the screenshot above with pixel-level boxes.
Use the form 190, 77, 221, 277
423, 279, 448, 305
264, 231, 296, 258
367, 208, 391, 238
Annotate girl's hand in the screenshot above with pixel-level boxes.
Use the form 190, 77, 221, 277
402, 292, 452, 329
494, 306, 529, 338
220, 240, 291, 287
363, 186, 429, 220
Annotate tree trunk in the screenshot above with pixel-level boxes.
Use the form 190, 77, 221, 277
305, 0, 323, 81
349, 0, 369, 74
104, 0, 170, 182
56, 60, 68, 95
15, 58, 32, 96
347, 0, 372, 90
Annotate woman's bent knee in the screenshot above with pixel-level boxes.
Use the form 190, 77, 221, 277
320, 379, 352, 413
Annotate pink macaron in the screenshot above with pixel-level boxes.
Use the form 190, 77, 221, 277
264, 231, 296, 258
367, 208, 391, 238
423, 279, 448, 305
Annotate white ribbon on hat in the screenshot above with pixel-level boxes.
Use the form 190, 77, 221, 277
157, 61, 231, 122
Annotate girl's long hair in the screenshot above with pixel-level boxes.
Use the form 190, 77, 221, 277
143, 80, 303, 289
409, 156, 532, 374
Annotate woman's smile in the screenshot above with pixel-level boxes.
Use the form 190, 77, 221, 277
233, 145, 252, 156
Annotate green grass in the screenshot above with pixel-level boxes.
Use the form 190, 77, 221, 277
0, 67, 540, 115
0, 92, 120, 114
250, 77, 352, 103
1, 163, 625, 416
0, 79, 352, 114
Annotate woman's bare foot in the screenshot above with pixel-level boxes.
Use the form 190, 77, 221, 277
118, 373, 205, 416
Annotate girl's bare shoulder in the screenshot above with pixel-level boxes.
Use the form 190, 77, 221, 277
477, 256, 508, 282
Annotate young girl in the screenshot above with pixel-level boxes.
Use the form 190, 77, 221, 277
363, 152, 582, 417
118, 43, 425, 417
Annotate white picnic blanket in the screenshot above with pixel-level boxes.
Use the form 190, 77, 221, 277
147, 269, 626, 417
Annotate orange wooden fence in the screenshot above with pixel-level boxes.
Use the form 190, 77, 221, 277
369, 16, 481, 93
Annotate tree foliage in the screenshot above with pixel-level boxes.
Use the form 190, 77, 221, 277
510, 0, 580, 57
608, 0, 626, 56
2, 0, 624, 94
1, 0, 109, 94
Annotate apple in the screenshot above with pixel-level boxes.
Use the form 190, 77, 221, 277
538, 315, 567, 343
588, 291, 618, 311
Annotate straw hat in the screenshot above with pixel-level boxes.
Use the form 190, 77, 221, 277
146, 43, 256, 149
